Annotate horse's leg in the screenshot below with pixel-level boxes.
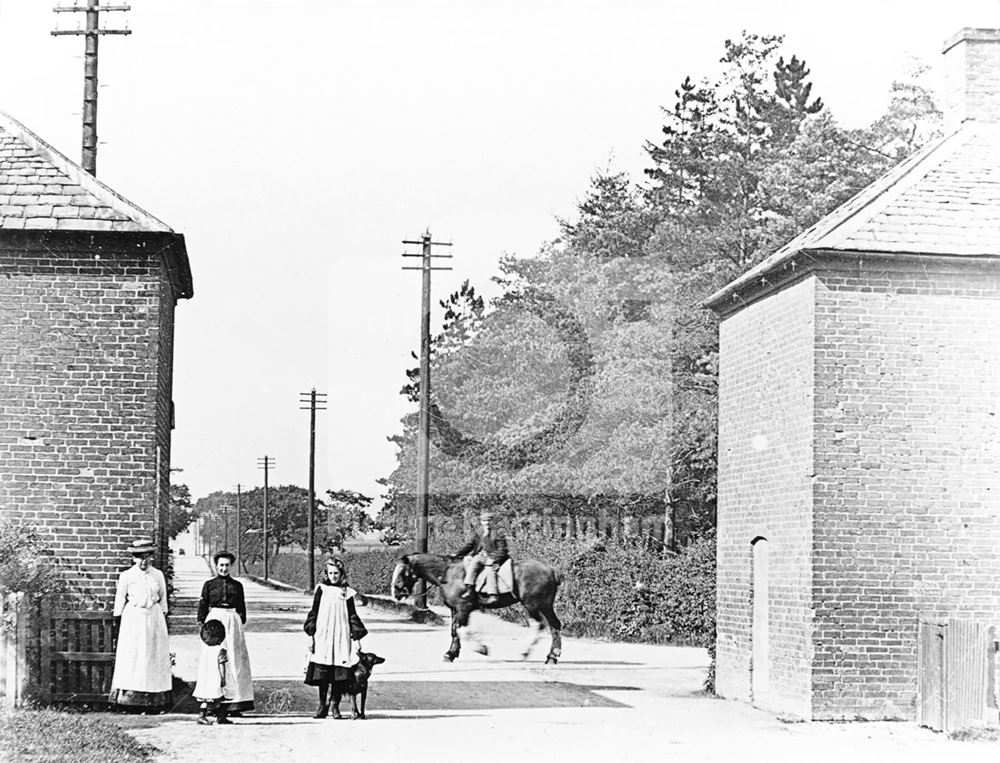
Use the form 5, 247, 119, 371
457, 608, 488, 656
444, 607, 462, 662
542, 604, 562, 664
519, 607, 545, 660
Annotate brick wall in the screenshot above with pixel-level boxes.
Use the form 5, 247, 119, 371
716, 275, 816, 719
811, 258, 1000, 720
942, 29, 1000, 130
0, 231, 179, 608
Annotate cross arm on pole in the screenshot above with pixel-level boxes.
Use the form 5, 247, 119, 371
53, 4, 131, 10
51, 29, 131, 35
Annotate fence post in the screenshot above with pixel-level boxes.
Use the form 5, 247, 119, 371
38, 597, 52, 704
2, 593, 29, 709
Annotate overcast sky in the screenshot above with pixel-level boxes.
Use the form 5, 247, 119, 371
0, 0, 997, 506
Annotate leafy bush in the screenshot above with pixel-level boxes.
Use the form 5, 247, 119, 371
341, 549, 399, 597
244, 549, 400, 596
440, 523, 716, 648
0, 518, 64, 598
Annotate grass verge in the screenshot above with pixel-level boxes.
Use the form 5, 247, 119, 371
0, 708, 158, 763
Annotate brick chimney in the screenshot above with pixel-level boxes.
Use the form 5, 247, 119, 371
942, 28, 1000, 130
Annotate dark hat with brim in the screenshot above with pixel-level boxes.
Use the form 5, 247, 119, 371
200, 620, 226, 646
128, 540, 156, 556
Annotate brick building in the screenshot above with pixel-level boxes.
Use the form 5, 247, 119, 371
0, 111, 192, 606
706, 29, 1000, 721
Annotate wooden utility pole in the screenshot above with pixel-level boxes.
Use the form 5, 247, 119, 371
299, 389, 327, 590
52, 1, 131, 176
235, 484, 243, 573
402, 230, 452, 607
257, 456, 275, 580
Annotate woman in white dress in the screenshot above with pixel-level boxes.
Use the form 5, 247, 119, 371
109, 539, 172, 710
194, 551, 254, 724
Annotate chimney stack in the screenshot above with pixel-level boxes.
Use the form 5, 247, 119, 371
942, 28, 1000, 131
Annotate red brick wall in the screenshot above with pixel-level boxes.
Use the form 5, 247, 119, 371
716, 275, 816, 719
0, 231, 178, 608
811, 259, 1000, 720
942, 30, 1000, 131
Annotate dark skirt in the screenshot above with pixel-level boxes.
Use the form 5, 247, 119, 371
108, 688, 172, 708
304, 662, 351, 689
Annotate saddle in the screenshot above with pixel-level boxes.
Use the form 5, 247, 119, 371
475, 558, 514, 596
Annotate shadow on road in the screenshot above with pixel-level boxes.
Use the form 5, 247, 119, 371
161, 677, 629, 716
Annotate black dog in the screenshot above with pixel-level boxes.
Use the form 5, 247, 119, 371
331, 651, 386, 720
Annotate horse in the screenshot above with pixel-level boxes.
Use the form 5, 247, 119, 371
391, 553, 563, 664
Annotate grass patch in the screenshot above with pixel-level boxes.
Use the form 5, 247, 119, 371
949, 725, 1000, 742
0, 708, 158, 763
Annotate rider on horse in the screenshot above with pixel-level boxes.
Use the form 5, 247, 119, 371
456, 511, 509, 604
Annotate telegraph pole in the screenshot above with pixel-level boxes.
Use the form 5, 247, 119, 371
223, 503, 230, 552
402, 230, 452, 607
235, 484, 243, 573
257, 456, 275, 580
299, 389, 328, 590
52, 1, 131, 176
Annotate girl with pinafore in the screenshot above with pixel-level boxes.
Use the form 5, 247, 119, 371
303, 557, 368, 718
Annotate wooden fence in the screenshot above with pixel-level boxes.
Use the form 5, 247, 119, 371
0, 595, 117, 708
415, 513, 672, 546
39, 599, 117, 705
918, 619, 999, 733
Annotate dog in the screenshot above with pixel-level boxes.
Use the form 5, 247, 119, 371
331, 651, 386, 720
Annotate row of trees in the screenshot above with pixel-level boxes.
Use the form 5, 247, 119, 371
167, 478, 374, 564
378, 33, 941, 546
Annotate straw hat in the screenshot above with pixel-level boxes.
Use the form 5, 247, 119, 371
127, 540, 156, 556
200, 620, 226, 646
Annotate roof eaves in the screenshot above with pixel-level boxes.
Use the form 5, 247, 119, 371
703, 126, 970, 311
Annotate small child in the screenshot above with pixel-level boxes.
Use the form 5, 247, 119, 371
303, 558, 368, 718
194, 620, 231, 725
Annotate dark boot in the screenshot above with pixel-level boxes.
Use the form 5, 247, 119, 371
313, 704, 328, 719
197, 703, 213, 725
216, 706, 232, 725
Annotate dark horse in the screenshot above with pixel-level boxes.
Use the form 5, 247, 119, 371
391, 553, 563, 664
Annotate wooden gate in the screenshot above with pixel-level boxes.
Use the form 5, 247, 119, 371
918, 618, 998, 733
39, 600, 117, 705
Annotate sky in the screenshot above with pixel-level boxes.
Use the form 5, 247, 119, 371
0, 0, 998, 508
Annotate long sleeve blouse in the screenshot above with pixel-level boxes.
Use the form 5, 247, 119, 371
112, 564, 168, 617
197, 575, 246, 624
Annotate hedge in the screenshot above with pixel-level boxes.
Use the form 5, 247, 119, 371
246, 529, 716, 653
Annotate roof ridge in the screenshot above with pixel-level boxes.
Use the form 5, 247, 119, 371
0, 109, 172, 233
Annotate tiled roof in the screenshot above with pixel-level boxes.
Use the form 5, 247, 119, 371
0, 110, 172, 233
706, 121, 1000, 308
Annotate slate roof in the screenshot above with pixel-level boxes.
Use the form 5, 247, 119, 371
0, 110, 172, 233
705, 121, 1000, 308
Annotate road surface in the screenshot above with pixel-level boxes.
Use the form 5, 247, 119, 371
107, 555, 997, 762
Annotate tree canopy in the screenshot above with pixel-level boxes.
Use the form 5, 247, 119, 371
379, 31, 941, 547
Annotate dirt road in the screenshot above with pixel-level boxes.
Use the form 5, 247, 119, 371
107, 556, 997, 762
